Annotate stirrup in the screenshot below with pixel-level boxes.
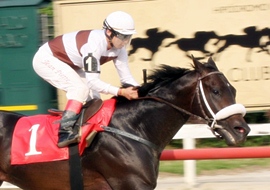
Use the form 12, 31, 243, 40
85, 130, 97, 147
57, 134, 80, 148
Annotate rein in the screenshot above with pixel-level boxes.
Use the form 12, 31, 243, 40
101, 95, 207, 152
103, 71, 246, 151
136, 96, 206, 121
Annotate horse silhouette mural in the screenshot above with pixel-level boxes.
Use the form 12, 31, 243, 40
214, 26, 270, 62
128, 28, 175, 61
129, 26, 270, 63
165, 31, 219, 60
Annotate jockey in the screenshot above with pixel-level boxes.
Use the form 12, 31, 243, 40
32, 11, 139, 148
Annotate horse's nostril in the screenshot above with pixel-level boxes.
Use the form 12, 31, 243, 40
234, 126, 245, 133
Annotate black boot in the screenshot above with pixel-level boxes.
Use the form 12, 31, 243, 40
57, 110, 80, 148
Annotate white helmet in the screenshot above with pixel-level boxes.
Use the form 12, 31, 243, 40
104, 11, 136, 35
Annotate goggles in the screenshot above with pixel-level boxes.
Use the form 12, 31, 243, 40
103, 20, 132, 41
113, 30, 132, 41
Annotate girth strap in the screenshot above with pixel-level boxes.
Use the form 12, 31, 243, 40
101, 126, 160, 151
68, 144, 83, 190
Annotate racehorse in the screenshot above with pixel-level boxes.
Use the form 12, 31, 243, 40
0, 57, 250, 190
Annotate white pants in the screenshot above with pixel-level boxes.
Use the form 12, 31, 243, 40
32, 45, 93, 103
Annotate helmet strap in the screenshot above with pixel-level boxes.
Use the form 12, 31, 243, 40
104, 29, 114, 47
103, 20, 116, 47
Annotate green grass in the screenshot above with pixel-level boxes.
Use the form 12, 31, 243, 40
162, 136, 270, 175
159, 158, 270, 175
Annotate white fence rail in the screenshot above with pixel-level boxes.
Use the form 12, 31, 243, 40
169, 123, 270, 187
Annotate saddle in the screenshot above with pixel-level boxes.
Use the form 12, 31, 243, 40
48, 98, 103, 147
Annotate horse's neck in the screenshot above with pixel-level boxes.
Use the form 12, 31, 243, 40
133, 102, 190, 150
150, 77, 198, 148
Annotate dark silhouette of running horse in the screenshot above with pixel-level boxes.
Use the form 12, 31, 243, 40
0, 57, 250, 190
129, 28, 175, 61
165, 31, 218, 60
214, 26, 270, 61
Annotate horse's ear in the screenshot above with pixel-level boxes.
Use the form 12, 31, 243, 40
191, 55, 205, 74
207, 57, 219, 71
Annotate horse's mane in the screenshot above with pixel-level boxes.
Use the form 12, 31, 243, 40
138, 64, 191, 97
116, 61, 216, 101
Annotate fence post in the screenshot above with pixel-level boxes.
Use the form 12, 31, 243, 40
183, 137, 196, 187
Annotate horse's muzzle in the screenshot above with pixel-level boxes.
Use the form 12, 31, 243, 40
215, 114, 250, 146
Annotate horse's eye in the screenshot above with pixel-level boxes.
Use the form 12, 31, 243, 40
212, 89, 219, 95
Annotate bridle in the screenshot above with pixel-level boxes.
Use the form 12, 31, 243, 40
103, 71, 246, 150
194, 71, 246, 138
140, 71, 246, 138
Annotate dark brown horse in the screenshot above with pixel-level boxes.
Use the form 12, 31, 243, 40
0, 57, 250, 190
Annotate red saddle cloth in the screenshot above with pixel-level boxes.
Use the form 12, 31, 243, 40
11, 99, 116, 165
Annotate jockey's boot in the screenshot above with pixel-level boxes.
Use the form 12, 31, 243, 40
57, 99, 83, 148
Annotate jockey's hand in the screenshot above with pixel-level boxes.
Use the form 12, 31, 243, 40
118, 87, 138, 100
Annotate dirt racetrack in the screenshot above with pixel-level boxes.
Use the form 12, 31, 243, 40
0, 168, 269, 190
156, 168, 270, 190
